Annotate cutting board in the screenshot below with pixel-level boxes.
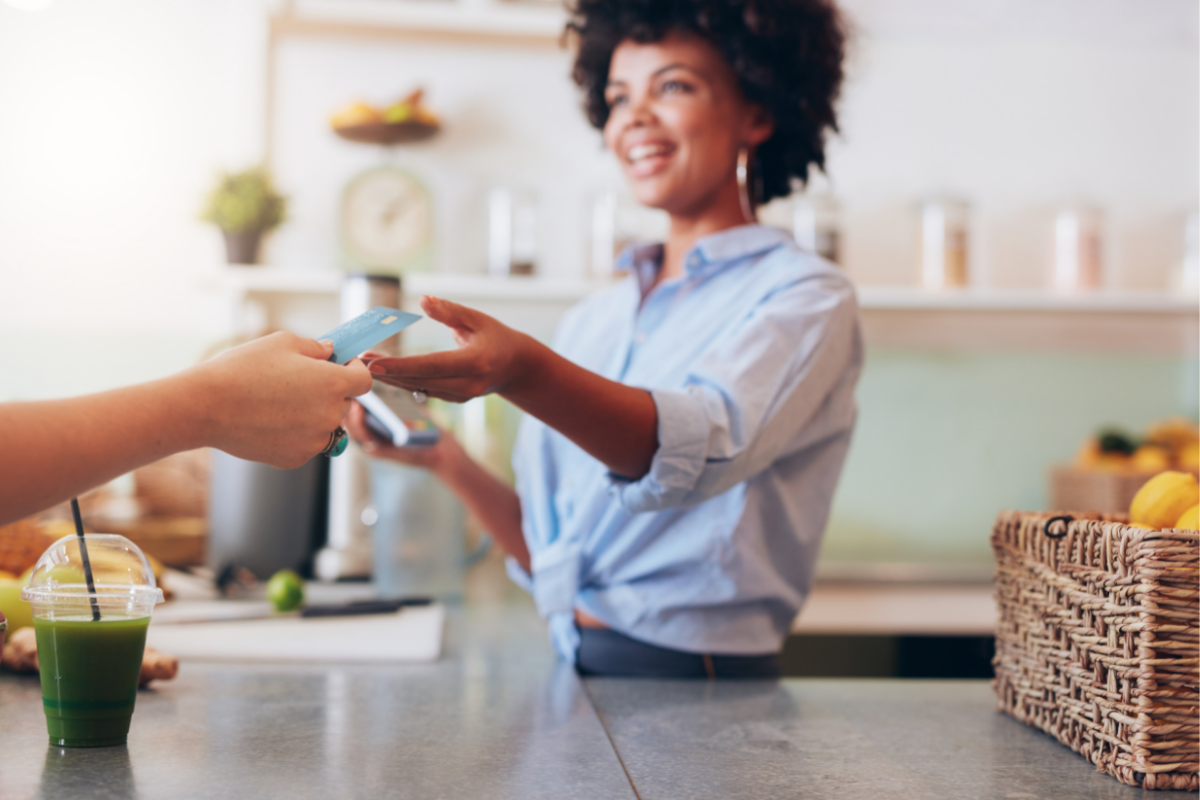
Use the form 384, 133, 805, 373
146, 603, 444, 663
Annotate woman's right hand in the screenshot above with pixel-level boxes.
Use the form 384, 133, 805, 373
185, 332, 374, 469
343, 402, 462, 475
347, 401, 530, 571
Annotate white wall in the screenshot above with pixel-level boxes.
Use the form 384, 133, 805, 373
831, 0, 1199, 290
0, 0, 265, 398
270, 0, 1200, 289
0, 0, 264, 331
270, 36, 616, 280
0, 0, 1195, 400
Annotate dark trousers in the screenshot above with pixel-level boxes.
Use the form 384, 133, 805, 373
575, 625, 782, 679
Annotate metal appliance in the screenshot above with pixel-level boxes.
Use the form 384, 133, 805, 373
314, 273, 402, 580
207, 452, 328, 580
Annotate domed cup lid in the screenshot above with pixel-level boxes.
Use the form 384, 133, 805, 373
21, 533, 164, 607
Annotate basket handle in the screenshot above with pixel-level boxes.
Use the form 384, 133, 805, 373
1044, 515, 1074, 539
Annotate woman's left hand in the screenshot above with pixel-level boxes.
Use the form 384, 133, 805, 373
370, 295, 658, 480
365, 296, 537, 402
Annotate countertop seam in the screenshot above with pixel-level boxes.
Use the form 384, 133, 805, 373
582, 679, 646, 800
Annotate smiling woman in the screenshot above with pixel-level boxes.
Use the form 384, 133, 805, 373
600, 32, 775, 225
357, 0, 859, 679
572, 0, 845, 211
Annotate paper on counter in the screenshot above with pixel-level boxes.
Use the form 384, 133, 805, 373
147, 603, 443, 663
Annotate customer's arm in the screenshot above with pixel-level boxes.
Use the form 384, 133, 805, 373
0, 332, 374, 526
344, 404, 530, 572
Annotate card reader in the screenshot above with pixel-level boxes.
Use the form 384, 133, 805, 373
357, 385, 440, 448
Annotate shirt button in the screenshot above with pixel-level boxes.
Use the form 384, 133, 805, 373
688, 254, 702, 268
634, 332, 647, 344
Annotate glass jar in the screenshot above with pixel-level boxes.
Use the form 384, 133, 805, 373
488, 186, 539, 277
917, 197, 970, 289
588, 189, 669, 279
793, 193, 841, 264
1051, 205, 1104, 291
1176, 210, 1199, 295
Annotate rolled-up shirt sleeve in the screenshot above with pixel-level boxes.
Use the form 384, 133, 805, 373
505, 556, 534, 593
609, 274, 860, 513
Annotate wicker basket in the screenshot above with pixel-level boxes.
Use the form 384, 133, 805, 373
0, 517, 57, 576
100, 516, 206, 567
992, 510, 1199, 790
135, 448, 210, 518
1048, 466, 1157, 515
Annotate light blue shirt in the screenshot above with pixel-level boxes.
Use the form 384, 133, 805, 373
508, 224, 863, 662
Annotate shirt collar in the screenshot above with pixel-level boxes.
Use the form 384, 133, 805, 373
616, 242, 665, 296
688, 224, 792, 274
615, 224, 792, 290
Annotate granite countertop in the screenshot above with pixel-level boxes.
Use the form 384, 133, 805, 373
583, 679, 1167, 800
0, 604, 1181, 799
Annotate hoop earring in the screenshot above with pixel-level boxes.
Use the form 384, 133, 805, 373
736, 147, 755, 222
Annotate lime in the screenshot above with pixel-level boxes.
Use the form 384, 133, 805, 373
266, 570, 304, 613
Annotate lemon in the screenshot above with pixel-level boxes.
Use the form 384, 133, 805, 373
1179, 442, 1200, 473
0, 579, 31, 631
1094, 453, 1129, 473
1175, 505, 1199, 530
1131, 445, 1171, 473
266, 569, 305, 613
1130, 471, 1200, 529
1146, 417, 1200, 451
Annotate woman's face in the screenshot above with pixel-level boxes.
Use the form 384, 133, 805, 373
603, 31, 772, 218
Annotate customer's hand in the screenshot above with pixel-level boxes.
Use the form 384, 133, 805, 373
344, 402, 463, 476
185, 332, 374, 469
364, 296, 538, 402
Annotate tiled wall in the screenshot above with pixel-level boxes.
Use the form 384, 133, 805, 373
822, 350, 1198, 565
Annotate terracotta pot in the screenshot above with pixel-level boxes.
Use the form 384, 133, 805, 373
222, 229, 263, 265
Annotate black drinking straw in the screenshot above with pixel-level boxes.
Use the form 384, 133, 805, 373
70, 498, 101, 622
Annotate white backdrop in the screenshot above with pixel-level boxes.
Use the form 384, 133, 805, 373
0, 0, 1195, 399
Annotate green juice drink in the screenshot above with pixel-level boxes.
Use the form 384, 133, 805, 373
21, 533, 164, 748
35, 615, 150, 747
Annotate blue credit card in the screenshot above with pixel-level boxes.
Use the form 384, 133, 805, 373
320, 307, 421, 364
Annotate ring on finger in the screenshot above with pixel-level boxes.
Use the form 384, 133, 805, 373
321, 426, 349, 458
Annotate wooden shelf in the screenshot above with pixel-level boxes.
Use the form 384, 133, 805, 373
200, 267, 605, 302
201, 267, 1197, 353
407, 272, 606, 301
858, 287, 1196, 354
857, 286, 1198, 315
205, 267, 1198, 313
201, 265, 341, 295
277, 0, 567, 46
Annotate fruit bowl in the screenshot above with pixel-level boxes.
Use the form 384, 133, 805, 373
333, 120, 439, 146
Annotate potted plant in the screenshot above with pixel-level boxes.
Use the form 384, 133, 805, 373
200, 167, 288, 265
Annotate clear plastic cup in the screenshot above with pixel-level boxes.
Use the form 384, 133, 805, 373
21, 534, 164, 747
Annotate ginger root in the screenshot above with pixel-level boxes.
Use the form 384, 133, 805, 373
1, 627, 178, 687
3, 627, 38, 672
138, 647, 178, 686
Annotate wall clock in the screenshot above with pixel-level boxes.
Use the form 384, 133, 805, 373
340, 166, 433, 274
